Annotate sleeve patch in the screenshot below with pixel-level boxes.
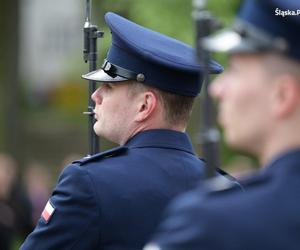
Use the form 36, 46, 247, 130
41, 200, 56, 224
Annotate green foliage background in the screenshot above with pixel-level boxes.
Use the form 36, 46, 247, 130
1, 0, 258, 175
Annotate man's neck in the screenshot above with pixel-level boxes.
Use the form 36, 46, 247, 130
259, 127, 300, 166
120, 123, 186, 146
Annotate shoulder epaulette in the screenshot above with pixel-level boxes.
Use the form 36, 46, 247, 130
72, 146, 128, 166
198, 157, 244, 192
205, 171, 245, 193
205, 175, 244, 193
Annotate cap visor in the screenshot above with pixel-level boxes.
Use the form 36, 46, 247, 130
208, 59, 223, 74
82, 69, 128, 82
203, 30, 257, 53
203, 29, 245, 53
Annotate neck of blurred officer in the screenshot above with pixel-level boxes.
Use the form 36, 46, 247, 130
258, 55, 300, 166
259, 116, 300, 167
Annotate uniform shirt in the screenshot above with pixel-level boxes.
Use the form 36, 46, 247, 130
20, 129, 205, 250
146, 148, 300, 250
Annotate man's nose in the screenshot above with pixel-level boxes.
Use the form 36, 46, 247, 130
209, 77, 224, 100
91, 87, 103, 105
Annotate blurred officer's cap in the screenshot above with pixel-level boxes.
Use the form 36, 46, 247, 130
203, 0, 300, 61
83, 12, 223, 97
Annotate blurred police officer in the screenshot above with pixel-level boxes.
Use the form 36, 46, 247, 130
144, 0, 300, 249
20, 12, 223, 250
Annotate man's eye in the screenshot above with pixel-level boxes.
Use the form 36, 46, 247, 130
104, 83, 113, 89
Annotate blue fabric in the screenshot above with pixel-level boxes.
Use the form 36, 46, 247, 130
94, 12, 222, 97
20, 129, 206, 250
238, 0, 300, 61
149, 148, 300, 250
106, 12, 222, 73
107, 44, 203, 97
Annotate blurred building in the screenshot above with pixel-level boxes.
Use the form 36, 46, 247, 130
19, 0, 83, 94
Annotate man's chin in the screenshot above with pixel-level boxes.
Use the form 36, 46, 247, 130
224, 133, 241, 149
225, 134, 254, 154
93, 128, 112, 142
93, 125, 102, 137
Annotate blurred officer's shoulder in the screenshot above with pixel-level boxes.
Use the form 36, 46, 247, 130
176, 169, 266, 208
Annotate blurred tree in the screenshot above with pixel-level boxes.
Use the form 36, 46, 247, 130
0, 0, 23, 165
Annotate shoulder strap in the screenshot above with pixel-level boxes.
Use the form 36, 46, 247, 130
73, 146, 128, 166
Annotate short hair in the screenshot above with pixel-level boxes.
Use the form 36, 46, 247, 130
263, 53, 300, 83
127, 81, 195, 126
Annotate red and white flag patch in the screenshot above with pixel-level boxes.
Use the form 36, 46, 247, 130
41, 200, 55, 223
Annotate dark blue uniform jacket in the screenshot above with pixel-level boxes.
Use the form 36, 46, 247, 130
20, 129, 205, 250
149, 149, 300, 250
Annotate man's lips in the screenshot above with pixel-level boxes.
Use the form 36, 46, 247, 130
93, 110, 98, 120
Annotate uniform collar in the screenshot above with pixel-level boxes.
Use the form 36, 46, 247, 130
124, 129, 195, 155
237, 148, 300, 186
263, 148, 300, 175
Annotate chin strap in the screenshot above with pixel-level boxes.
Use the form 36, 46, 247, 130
101, 59, 146, 82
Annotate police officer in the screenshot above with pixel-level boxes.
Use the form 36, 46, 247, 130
144, 0, 300, 249
20, 12, 223, 250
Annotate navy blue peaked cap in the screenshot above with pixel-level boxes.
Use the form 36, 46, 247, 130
83, 12, 223, 97
203, 0, 300, 62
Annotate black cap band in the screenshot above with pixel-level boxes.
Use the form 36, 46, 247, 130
102, 59, 145, 82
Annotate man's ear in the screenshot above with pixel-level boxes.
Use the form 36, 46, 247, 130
134, 91, 157, 122
272, 75, 300, 119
